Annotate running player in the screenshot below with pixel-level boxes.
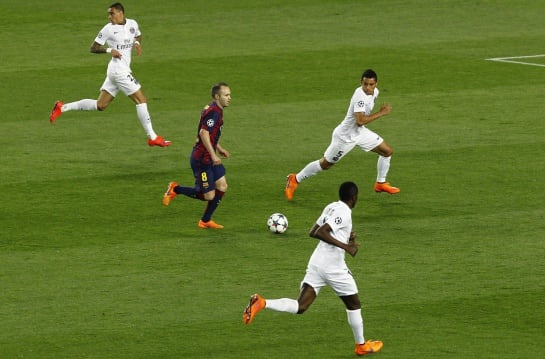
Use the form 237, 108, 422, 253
162, 83, 231, 229
49, 2, 171, 147
285, 69, 399, 200
243, 181, 383, 356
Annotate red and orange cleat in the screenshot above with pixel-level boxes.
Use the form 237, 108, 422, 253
148, 135, 172, 147
50, 100, 64, 123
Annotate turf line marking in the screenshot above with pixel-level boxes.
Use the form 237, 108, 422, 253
486, 54, 545, 67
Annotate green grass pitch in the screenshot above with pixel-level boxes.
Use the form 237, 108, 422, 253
1, 0, 544, 358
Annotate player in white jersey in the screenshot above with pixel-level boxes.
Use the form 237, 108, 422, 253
285, 69, 399, 200
243, 182, 383, 356
49, 2, 171, 147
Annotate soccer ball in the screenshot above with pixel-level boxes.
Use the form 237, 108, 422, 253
267, 213, 288, 234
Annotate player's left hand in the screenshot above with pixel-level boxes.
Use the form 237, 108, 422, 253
134, 43, 142, 56
218, 148, 230, 158
346, 240, 360, 257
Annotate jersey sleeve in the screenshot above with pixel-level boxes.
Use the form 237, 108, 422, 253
353, 91, 367, 113
200, 110, 220, 132
316, 204, 348, 232
325, 208, 349, 233
94, 24, 109, 46
133, 20, 141, 38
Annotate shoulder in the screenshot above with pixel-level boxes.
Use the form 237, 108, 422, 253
351, 87, 364, 100
126, 18, 140, 30
96, 23, 112, 42
98, 22, 113, 34
374, 88, 380, 97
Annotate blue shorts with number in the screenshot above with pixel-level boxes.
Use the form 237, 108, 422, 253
190, 157, 226, 194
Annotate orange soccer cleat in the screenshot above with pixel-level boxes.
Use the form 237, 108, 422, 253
243, 294, 266, 325
197, 219, 224, 229
162, 182, 178, 206
355, 340, 383, 356
374, 182, 400, 194
284, 173, 299, 201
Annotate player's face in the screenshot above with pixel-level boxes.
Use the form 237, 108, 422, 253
108, 8, 125, 25
215, 86, 231, 108
361, 77, 377, 96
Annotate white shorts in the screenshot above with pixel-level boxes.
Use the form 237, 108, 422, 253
302, 263, 358, 297
323, 127, 383, 163
100, 71, 141, 97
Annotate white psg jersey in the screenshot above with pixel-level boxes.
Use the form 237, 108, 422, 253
308, 200, 353, 267
336, 87, 379, 141
94, 18, 141, 74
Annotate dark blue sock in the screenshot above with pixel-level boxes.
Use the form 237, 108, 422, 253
175, 185, 199, 199
201, 190, 225, 222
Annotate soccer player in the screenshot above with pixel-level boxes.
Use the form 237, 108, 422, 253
49, 2, 171, 147
243, 181, 383, 356
162, 83, 231, 229
285, 69, 399, 200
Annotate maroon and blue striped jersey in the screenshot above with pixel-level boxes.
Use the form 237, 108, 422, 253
191, 101, 224, 165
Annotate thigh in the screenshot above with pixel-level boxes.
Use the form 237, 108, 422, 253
212, 164, 226, 184
356, 127, 384, 152
326, 266, 359, 297
100, 76, 119, 97
191, 160, 216, 194
109, 72, 142, 97
323, 135, 356, 164
301, 264, 326, 295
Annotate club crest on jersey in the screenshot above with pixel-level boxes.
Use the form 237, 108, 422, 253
206, 118, 215, 127
335, 217, 342, 224
130, 27, 136, 34
357, 101, 364, 107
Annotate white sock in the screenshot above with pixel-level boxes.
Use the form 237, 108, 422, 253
136, 103, 157, 140
377, 155, 391, 183
62, 99, 97, 112
346, 308, 365, 344
296, 160, 322, 183
265, 298, 299, 314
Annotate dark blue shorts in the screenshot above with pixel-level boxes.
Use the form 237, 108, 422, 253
190, 157, 226, 194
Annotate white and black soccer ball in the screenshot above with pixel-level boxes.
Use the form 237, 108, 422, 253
267, 213, 288, 234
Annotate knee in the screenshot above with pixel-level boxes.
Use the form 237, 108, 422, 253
217, 182, 228, 192
296, 306, 309, 314
203, 191, 215, 201
345, 302, 361, 311
319, 158, 333, 170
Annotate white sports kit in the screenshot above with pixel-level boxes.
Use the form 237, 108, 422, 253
95, 18, 141, 96
324, 87, 384, 163
303, 200, 358, 296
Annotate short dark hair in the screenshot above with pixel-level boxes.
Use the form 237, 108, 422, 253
339, 181, 358, 202
109, 2, 125, 13
361, 69, 377, 81
211, 82, 229, 98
